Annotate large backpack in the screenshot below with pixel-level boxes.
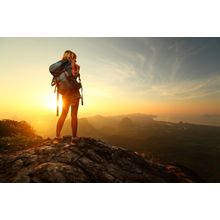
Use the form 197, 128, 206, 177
49, 60, 83, 116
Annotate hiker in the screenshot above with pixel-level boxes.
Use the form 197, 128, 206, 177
51, 50, 82, 145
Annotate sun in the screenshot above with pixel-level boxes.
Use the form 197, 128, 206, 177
42, 93, 63, 111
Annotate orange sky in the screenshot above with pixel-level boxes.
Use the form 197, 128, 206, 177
1, 38, 220, 135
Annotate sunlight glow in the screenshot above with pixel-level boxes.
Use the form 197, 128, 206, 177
42, 93, 62, 111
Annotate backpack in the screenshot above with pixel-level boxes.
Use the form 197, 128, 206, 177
49, 60, 83, 116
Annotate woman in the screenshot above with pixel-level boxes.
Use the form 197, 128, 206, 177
53, 50, 81, 145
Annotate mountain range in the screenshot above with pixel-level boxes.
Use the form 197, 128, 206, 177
59, 113, 220, 182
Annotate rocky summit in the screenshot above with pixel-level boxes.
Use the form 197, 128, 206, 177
0, 136, 202, 183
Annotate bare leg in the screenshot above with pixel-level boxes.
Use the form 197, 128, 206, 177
71, 98, 80, 137
56, 100, 70, 138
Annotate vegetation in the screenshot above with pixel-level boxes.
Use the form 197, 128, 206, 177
0, 119, 36, 137
0, 119, 43, 152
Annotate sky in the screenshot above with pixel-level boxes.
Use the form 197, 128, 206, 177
0, 37, 220, 133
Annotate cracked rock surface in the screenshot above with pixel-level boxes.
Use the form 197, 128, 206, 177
0, 136, 202, 183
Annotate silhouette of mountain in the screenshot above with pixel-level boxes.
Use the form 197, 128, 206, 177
119, 117, 134, 128
59, 113, 220, 182
78, 118, 103, 138
112, 113, 156, 124
84, 114, 118, 129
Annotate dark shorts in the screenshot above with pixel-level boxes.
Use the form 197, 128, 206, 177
62, 90, 80, 108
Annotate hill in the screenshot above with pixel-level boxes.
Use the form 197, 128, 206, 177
1, 116, 219, 182
0, 136, 202, 183
77, 114, 220, 182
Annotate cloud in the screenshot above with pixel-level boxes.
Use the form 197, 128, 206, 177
145, 75, 220, 100
84, 38, 220, 103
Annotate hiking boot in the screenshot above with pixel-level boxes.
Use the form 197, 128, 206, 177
70, 136, 80, 145
52, 136, 62, 144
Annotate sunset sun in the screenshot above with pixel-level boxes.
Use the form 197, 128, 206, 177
43, 93, 63, 111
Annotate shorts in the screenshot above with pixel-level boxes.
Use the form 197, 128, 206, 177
62, 90, 81, 106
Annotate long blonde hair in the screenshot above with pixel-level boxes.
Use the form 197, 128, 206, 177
62, 50, 77, 62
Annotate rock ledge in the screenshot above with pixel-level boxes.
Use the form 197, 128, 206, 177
0, 136, 202, 183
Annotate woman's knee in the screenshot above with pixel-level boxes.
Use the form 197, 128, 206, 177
71, 112, 77, 119
71, 101, 79, 117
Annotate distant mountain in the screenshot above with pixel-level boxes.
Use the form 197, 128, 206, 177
84, 114, 118, 129
119, 117, 134, 128
78, 118, 103, 138
74, 114, 220, 182
85, 113, 156, 128
108, 113, 157, 124
32, 113, 220, 182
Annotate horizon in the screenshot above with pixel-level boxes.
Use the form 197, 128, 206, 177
1, 111, 220, 138
1, 37, 220, 135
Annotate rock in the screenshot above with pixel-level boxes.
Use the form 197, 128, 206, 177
0, 137, 202, 183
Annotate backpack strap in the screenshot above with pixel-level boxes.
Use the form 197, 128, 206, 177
77, 73, 84, 106
56, 89, 59, 117
51, 77, 59, 116
51, 76, 56, 86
